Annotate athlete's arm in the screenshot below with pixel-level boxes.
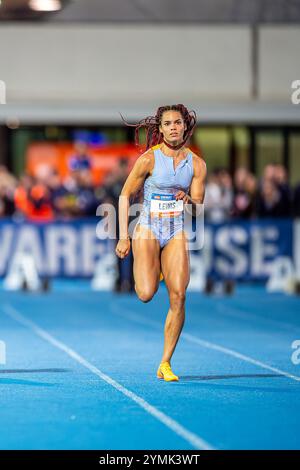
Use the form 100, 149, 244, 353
116, 150, 153, 258
189, 154, 207, 205
175, 153, 207, 217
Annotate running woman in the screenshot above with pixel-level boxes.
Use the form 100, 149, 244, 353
115, 104, 206, 381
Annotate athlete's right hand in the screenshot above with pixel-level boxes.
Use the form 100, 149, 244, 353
115, 239, 131, 258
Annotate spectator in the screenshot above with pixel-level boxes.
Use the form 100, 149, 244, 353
257, 179, 286, 218
218, 168, 234, 218
101, 158, 130, 204
263, 163, 276, 182
68, 141, 92, 172
232, 167, 257, 219
0, 165, 17, 216
76, 170, 98, 216
99, 158, 133, 292
273, 163, 292, 216
14, 174, 34, 217
293, 183, 300, 217
47, 170, 70, 218
260, 163, 292, 217
204, 170, 226, 223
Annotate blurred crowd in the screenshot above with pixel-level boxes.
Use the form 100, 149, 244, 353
0, 147, 299, 222
204, 163, 300, 222
0, 143, 129, 222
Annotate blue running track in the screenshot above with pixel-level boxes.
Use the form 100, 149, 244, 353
0, 282, 299, 450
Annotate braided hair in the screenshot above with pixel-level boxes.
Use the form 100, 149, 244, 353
121, 104, 197, 150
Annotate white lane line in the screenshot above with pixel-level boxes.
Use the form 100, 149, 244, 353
109, 302, 300, 383
2, 303, 215, 451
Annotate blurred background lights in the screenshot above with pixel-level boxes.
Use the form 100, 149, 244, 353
29, 0, 61, 12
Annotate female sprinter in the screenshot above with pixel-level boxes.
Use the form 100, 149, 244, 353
115, 104, 206, 382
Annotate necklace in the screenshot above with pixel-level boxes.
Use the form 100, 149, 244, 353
162, 139, 184, 151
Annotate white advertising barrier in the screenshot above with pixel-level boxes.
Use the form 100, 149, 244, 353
0, 219, 297, 292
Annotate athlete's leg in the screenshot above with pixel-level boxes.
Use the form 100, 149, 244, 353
132, 223, 161, 303
160, 230, 190, 363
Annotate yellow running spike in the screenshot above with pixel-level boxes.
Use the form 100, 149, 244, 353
160, 272, 164, 281
157, 362, 179, 382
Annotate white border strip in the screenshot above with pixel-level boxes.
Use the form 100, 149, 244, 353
2, 303, 215, 451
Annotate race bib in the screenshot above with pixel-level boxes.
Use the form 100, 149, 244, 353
150, 193, 183, 218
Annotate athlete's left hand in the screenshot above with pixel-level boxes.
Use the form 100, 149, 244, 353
175, 191, 191, 204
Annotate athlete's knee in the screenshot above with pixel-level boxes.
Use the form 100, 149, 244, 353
135, 284, 157, 303
138, 291, 155, 303
169, 289, 186, 308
